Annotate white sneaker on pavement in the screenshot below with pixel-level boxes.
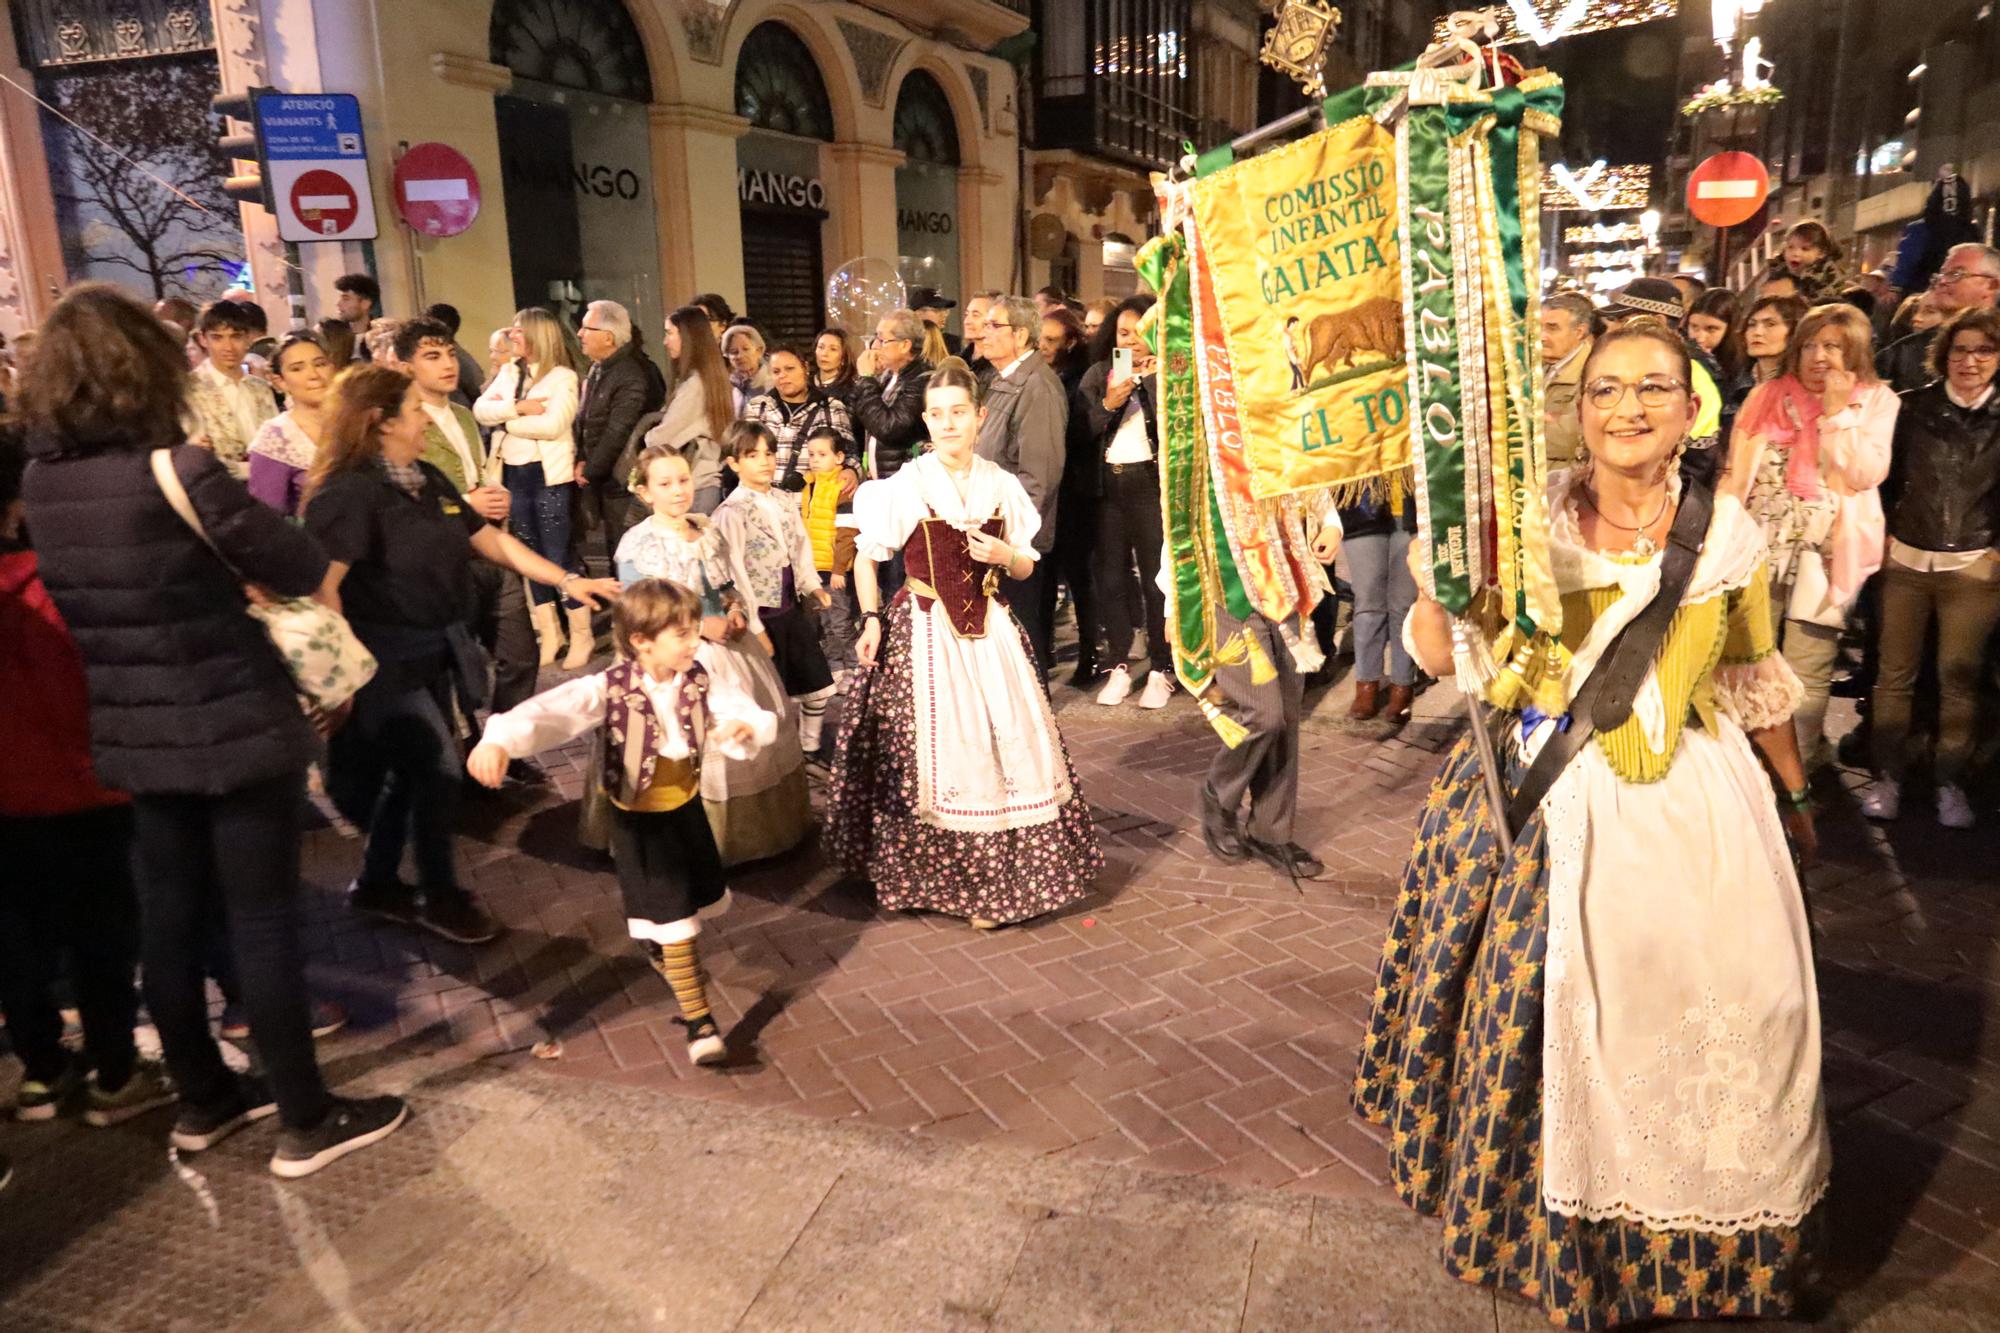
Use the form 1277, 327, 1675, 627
1096, 665, 1132, 706
1937, 783, 1975, 830
1137, 671, 1175, 710
1860, 779, 1900, 822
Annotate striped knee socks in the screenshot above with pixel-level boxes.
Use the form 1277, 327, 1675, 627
648, 939, 711, 1022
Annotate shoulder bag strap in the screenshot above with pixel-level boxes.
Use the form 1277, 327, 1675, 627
1503, 480, 1714, 838
150, 447, 242, 579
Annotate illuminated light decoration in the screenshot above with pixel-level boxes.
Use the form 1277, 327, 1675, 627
1432, 0, 1676, 46
1680, 80, 1782, 118
1093, 30, 1189, 78
1585, 267, 1646, 291
1566, 221, 1645, 244
1543, 161, 1651, 211
1260, 0, 1343, 100
1568, 247, 1649, 269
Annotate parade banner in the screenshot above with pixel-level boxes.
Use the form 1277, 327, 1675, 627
1185, 114, 1408, 505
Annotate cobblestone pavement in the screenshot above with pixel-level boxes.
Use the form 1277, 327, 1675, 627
5, 644, 2000, 1329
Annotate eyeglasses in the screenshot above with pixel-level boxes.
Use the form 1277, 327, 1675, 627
1937, 268, 2000, 285
1583, 377, 1687, 410
1948, 343, 2000, 360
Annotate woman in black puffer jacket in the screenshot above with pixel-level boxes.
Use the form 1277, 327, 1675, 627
20, 283, 405, 1177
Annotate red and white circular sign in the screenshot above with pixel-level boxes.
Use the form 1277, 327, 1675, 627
393, 143, 482, 238
290, 169, 358, 237
1686, 152, 1771, 229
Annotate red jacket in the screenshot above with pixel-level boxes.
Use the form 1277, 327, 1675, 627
0, 549, 126, 816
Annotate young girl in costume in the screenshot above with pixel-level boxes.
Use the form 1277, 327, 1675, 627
826, 359, 1102, 928
469, 580, 775, 1065
614, 444, 810, 865
797, 428, 861, 682
713, 422, 838, 758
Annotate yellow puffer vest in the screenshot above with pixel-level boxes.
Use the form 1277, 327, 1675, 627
799, 472, 844, 572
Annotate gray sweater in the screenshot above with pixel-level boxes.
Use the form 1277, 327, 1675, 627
975, 355, 1069, 552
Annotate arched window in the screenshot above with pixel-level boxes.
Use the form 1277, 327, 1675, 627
490, 0, 652, 102
893, 69, 960, 167
734, 22, 834, 142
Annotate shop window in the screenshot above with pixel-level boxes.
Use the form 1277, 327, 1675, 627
735, 22, 835, 142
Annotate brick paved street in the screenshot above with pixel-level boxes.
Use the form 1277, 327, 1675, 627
6, 652, 2000, 1328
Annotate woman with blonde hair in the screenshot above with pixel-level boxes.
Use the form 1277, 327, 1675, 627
720, 321, 773, 417
645, 305, 736, 515
1735, 300, 1899, 766
475, 307, 588, 666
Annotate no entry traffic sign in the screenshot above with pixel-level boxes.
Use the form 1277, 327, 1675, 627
290, 169, 358, 236
1686, 152, 1771, 229
256, 92, 377, 243
393, 143, 481, 238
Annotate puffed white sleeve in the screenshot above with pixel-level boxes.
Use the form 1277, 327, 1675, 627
479, 673, 609, 758
853, 477, 917, 564
697, 645, 778, 760
995, 468, 1043, 563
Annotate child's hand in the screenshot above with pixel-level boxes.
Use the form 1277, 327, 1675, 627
811, 587, 833, 610
855, 617, 882, 667
700, 614, 730, 643
832, 573, 846, 590
1311, 525, 1341, 564
711, 720, 753, 749
467, 743, 509, 789
726, 606, 748, 635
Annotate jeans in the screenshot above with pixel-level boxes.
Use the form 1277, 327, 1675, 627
1093, 465, 1169, 673
1873, 557, 2000, 783
130, 770, 332, 1129
1054, 492, 1101, 671
330, 661, 464, 897
1345, 530, 1417, 686
1780, 618, 1840, 758
587, 481, 641, 575
0, 806, 141, 1087
1205, 608, 1303, 843
501, 463, 581, 608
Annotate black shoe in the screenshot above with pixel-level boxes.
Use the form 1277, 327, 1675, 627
415, 890, 502, 945
170, 1074, 278, 1152
1200, 784, 1248, 863
506, 758, 548, 786
269, 1095, 409, 1179
348, 877, 418, 926
1068, 661, 1101, 690
1244, 837, 1325, 881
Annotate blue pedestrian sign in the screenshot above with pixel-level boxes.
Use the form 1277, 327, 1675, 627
254, 92, 377, 242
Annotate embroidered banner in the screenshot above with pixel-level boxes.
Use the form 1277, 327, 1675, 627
1185, 114, 1409, 504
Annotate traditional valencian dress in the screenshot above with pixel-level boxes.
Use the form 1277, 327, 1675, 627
826, 454, 1102, 923
1353, 470, 1829, 1329
614, 514, 810, 865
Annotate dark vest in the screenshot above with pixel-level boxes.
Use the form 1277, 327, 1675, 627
601, 659, 709, 805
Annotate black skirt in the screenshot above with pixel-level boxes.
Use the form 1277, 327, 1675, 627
761, 604, 834, 696
607, 802, 727, 930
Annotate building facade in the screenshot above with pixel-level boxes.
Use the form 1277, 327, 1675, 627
0, 0, 1025, 346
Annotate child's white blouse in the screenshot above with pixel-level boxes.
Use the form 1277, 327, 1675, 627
479, 643, 777, 763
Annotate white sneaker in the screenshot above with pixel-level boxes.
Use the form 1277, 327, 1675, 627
1096, 666, 1132, 706
1137, 671, 1175, 710
1937, 783, 1975, 830
1860, 779, 1900, 822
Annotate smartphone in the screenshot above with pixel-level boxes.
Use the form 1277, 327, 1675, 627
1112, 347, 1134, 383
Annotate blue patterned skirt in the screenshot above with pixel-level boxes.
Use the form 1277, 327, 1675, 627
1351, 734, 1819, 1329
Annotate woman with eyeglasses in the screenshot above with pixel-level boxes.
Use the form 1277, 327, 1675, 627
1358, 321, 1826, 1328
1735, 302, 1899, 770
1863, 307, 2000, 828
246, 333, 338, 518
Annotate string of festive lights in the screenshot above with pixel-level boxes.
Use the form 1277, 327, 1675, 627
1541, 163, 1652, 212
1432, 0, 1677, 46
1565, 222, 1646, 244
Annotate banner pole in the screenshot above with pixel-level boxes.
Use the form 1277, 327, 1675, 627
1463, 691, 1515, 859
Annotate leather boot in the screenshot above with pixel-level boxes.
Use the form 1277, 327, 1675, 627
530, 603, 562, 668
1385, 683, 1415, 724
1349, 679, 1383, 720
563, 603, 595, 670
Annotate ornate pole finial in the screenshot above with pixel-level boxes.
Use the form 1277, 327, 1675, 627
1259, 1, 1343, 102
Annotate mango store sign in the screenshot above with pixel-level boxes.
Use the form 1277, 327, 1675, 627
738, 167, 826, 212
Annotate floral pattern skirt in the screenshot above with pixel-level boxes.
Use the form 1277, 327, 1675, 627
1351, 734, 1819, 1330
825, 595, 1101, 924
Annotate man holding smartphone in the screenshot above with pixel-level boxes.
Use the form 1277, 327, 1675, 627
1077, 294, 1174, 709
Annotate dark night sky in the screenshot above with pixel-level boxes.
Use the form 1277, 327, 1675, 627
1522, 13, 1692, 167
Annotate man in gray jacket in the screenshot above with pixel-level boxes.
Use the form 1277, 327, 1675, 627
975, 295, 1068, 675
